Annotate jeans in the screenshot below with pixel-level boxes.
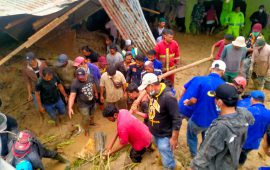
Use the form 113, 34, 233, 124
187, 119, 207, 157
43, 98, 66, 121
154, 136, 175, 169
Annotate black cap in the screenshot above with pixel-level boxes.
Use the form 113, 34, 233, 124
25, 52, 36, 61
215, 84, 239, 102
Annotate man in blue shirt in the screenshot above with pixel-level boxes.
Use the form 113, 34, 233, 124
239, 90, 270, 165
145, 49, 162, 70
179, 60, 226, 157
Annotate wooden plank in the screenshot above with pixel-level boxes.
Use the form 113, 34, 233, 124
0, 0, 90, 66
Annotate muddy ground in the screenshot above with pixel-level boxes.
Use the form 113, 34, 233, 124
1, 26, 270, 170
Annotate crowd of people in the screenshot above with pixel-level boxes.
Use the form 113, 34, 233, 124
1, 0, 270, 170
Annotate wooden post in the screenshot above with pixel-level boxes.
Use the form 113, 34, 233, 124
0, 0, 90, 66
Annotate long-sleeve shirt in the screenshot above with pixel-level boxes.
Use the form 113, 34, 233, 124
251, 43, 270, 76
226, 11, 245, 27
154, 40, 180, 72
191, 108, 254, 170
148, 83, 182, 138
126, 64, 144, 86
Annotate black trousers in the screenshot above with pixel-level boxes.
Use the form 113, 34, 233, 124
239, 148, 251, 165
176, 17, 186, 33
129, 148, 146, 163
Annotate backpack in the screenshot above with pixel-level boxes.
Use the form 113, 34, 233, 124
16, 160, 33, 170
12, 131, 33, 159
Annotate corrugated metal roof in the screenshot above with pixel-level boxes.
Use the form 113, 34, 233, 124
0, 0, 79, 16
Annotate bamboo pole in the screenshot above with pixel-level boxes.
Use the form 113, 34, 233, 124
130, 56, 213, 111
142, 7, 160, 15
0, 0, 90, 66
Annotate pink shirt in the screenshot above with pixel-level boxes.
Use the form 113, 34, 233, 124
117, 109, 152, 151
214, 39, 225, 60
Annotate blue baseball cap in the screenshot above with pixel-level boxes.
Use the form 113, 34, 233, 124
56, 54, 68, 67
251, 90, 265, 101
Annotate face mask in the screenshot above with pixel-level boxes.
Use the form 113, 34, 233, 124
216, 104, 221, 113
259, 9, 264, 13
149, 90, 156, 96
252, 32, 260, 37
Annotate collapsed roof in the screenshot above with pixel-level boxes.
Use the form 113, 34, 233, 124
0, 0, 79, 16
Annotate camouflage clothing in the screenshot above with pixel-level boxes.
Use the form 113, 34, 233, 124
190, 3, 205, 34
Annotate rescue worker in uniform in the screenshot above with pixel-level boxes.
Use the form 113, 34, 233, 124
226, 6, 245, 37
154, 29, 180, 84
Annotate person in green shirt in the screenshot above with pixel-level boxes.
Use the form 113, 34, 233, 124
226, 6, 245, 37
220, 0, 234, 26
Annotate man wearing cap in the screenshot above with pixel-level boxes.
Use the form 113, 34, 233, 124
106, 44, 123, 67
35, 68, 68, 123
23, 52, 47, 103
226, 6, 245, 37
221, 36, 247, 82
242, 23, 264, 82
250, 5, 268, 29
210, 34, 234, 60
152, 17, 167, 41
73, 56, 101, 92
191, 84, 254, 170
68, 68, 98, 136
138, 73, 182, 169
250, 38, 270, 90
179, 60, 226, 157
239, 90, 270, 165
54, 54, 74, 93
100, 65, 127, 109
154, 29, 180, 84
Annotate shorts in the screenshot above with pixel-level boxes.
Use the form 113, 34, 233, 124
224, 71, 239, 83
78, 102, 96, 126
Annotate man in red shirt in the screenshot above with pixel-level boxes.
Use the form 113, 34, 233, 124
103, 105, 152, 163
154, 29, 180, 84
210, 34, 234, 60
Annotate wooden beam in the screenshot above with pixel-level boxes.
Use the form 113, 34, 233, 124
130, 56, 214, 112
0, 0, 90, 66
